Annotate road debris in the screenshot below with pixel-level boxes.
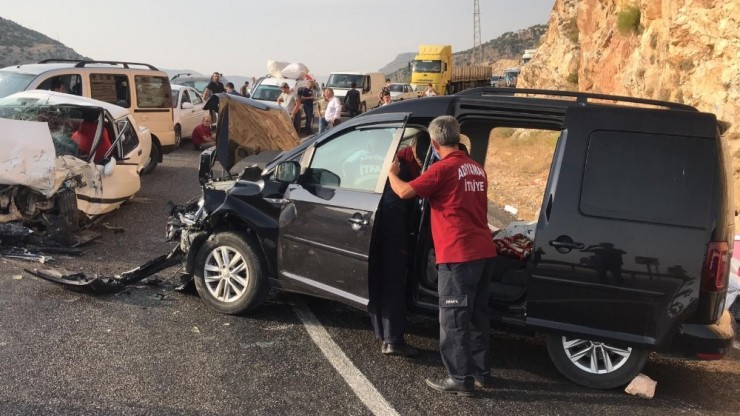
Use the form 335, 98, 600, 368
191, 326, 201, 334
624, 373, 657, 399
12, 274, 22, 280
103, 223, 125, 234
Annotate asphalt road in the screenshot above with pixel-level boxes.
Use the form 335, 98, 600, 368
1, 146, 739, 415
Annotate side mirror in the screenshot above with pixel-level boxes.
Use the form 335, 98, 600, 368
181, 102, 194, 110
275, 161, 300, 183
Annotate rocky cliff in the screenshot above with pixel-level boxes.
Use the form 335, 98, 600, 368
520, 0, 740, 202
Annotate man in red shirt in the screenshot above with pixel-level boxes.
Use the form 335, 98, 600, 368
191, 115, 214, 150
388, 115, 496, 396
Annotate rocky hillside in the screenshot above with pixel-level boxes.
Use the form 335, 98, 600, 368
0, 17, 88, 67
386, 24, 547, 82
519, 0, 740, 204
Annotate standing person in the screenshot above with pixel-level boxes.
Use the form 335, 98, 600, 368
378, 79, 391, 104
240, 81, 251, 98
387, 115, 496, 396
323, 88, 342, 130
380, 91, 392, 106
277, 83, 301, 133
225, 82, 241, 96
203, 72, 225, 100
191, 115, 215, 150
298, 80, 316, 134
424, 83, 438, 97
344, 82, 361, 117
316, 89, 330, 134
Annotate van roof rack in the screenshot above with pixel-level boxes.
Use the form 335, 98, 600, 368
455, 87, 697, 112
37, 59, 159, 71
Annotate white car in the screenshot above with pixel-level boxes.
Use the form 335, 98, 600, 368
171, 84, 208, 147
388, 83, 417, 102
0, 90, 151, 245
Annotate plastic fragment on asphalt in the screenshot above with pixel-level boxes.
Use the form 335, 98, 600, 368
12, 274, 22, 280
624, 373, 657, 399
191, 326, 201, 334
504, 205, 518, 216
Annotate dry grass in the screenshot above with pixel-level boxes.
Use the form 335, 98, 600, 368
485, 128, 559, 222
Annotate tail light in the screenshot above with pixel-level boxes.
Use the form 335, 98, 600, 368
701, 242, 729, 292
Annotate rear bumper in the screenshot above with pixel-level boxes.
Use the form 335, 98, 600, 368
669, 310, 735, 359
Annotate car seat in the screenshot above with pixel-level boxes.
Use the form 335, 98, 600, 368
72, 121, 112, 162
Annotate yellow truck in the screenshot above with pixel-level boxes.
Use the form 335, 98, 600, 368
410, 44, 491, 95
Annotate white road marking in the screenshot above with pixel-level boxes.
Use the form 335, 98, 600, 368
292, 300, 399, 416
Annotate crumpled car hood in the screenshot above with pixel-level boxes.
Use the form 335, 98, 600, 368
0, 118, 60, 198
204, 93, 300, 171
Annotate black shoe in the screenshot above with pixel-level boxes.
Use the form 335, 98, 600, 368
474, 374, 494, 388
383, 342, 418, 357
425, 377, 474, 396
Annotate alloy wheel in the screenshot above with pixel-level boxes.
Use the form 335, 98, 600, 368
560, 336, 632, 374
203, 246, 249, 303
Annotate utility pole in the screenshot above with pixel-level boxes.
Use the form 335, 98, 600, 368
473, 0, 482, 64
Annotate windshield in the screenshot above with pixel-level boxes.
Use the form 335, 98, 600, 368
0, 103, 91, 157
326, 74, 365, 89
389, 84, 405, 93
0, 71, 36, 98
252, 85, 282, 101
171, 90, 179, 108
411, 60, 442, 73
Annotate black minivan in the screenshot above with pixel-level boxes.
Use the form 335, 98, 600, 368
166, 90, 735, 389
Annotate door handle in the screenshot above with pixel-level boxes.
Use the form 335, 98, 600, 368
549, 236, 584, 253
347, 217, 369, 226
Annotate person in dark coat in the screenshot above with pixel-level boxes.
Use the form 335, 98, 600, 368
344, 82, 361, 117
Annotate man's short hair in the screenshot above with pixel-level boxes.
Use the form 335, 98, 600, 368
226, 82, 235, 89
428, 116, 460, 147
385, 79, 391, 82
351, 82, 356, 88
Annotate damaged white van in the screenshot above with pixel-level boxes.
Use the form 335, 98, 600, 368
0, 90, 151, 245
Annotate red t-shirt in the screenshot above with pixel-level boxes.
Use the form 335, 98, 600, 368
191, 124, 213, 148
408, 150, 496, 264
396, 146, 421, 179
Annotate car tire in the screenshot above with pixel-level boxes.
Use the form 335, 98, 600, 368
141, 141, 160, 175
194, 232, 268, 315
174, 125, 182, 148
545, 334, 648, 389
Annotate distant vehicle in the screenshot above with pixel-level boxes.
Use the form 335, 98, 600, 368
503, 68, 521, 87
170, 73, 228, 95
171, 84, 208, 147
388, 83, 417, 102
325, 71, 385, 113
410, 44, 491, 95
490, 75, 504, 87
521, 49, 537, 65
0, 59, 174, 174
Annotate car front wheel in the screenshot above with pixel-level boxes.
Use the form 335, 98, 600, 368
194, 232, 268, 315
141, 141, 160, 175
546, 334, 648, 389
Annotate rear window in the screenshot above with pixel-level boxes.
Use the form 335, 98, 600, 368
135, 75, 172, 109
90, 73, 131, 108
580, 131, 715, 228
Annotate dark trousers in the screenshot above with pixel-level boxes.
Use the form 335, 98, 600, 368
368, 211, 408, 345
292, 113, 301, 134
348, 106, 359, 118
303, 103, 314, 133
437, 258, 494, 383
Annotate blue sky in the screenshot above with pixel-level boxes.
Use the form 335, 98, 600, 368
2, 0, 554, 78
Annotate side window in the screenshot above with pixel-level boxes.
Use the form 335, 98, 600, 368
115, 118, 140, 157
135, 75, 172, 108
580, 131, 714, 228
37, 74, 83, 95
306, 127, 398, 192
90, 73, 130, 107
181, 90, 191, 104
190, 89, 203, 105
